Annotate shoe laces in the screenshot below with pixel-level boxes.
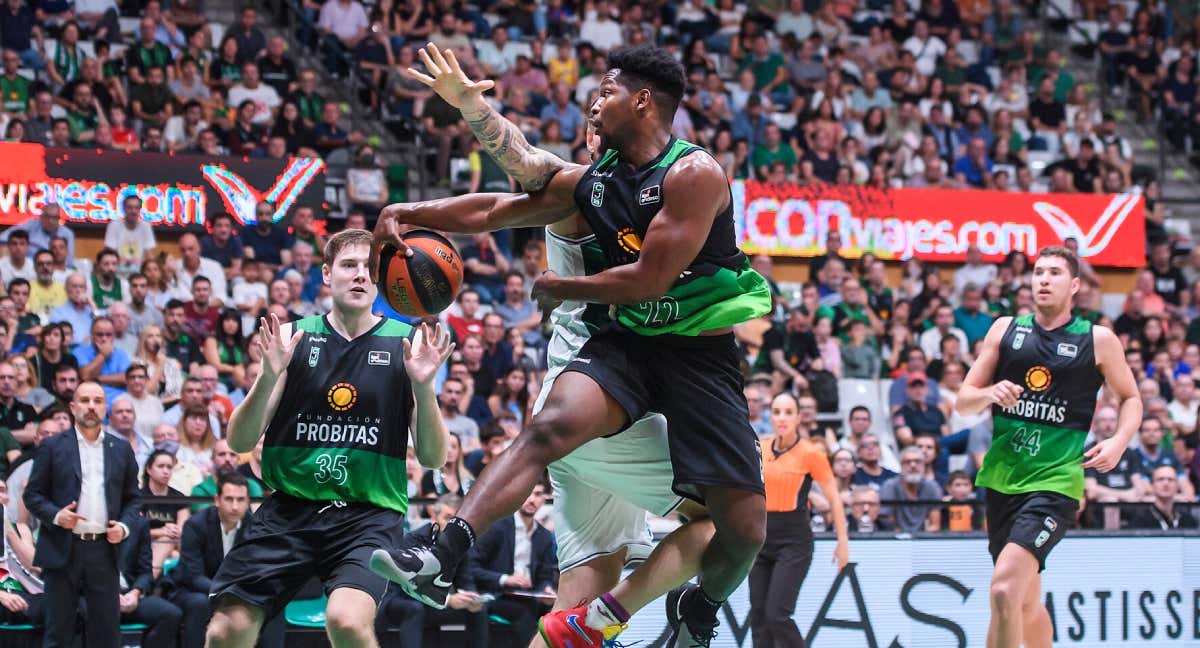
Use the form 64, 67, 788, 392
684, 621, 718, 647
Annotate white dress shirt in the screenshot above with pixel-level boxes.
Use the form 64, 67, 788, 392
221, 520, 242, 557
511, 513, 535, 579
73, 430, 108, 536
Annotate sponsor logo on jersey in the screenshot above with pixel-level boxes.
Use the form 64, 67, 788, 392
368, 350, 391, 366
639, 184, 661, 205
1034, 529, 1050, 547
1013, 332, 1026, 350
1044, 516, 1058, 532
309, 336, 327, 344
327, 382, 358, 412
617, 227, 642, 256
1025, 366, 1052, 392
1001, 399, 1067, 423
590, 181, 605, 207
309, 346, 320, 367
1057, 343, 1078, 358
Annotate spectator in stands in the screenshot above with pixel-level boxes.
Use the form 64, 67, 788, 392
232, 6, 266, 60
21, 89, 51, 143
126, 16, 174, 86
133, 325, 180, 402
894, 371, 949, 446
259, 36, 297, 96
105, 196, 156, 270
189, 439, 264, 511
130, 65, 174, 129
88, 247, 128, 308
74, 316, 132, 403
440, 377, 480, 449
49, 274, 95, 344
0, 477, 42, 625
163, 373, 220, 427
176, 233, 227, 303
0, 230, 32, 288
24, 381, 140, 648
1130, 465, 1198, 530
476, 25, 519, 76
880, 445, 943, 532
161, 300, 202, 376
461, 232, 510, 304
48, 117, 71, 148
494, 272, 543, 349
464, 420, 506, 477
1136, 415, 1196, 499
140, 449, 186, 571
228, 61, 281, 126
124, 362, 162, 444
64, 81, 108, 145
420, 92, 471, 185
226, 99, 266, 156
241, 203, 293, 275
199, 214, 244, 285
175, 405, 216, 476
168, 61, 213, 122
0, 0, 44, 71
0, 49, 30, 121
275, 240, 322, 303
1085, 405, 1147, 528
108, 393, 150, 468
208, 36, 243, 92
317, 0, 369, 75
473, 481, 557, 645
1, 204, 72, 261
848, 485, 890, 532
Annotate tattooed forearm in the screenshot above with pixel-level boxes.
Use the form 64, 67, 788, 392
462, 101, 566, 192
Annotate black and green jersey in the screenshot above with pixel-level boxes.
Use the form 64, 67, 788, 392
261, 315, 415, 512
977, 314, 1104, 500
572, 137, 772, 336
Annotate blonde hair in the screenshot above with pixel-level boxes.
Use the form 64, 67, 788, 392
324, 228, 372, 265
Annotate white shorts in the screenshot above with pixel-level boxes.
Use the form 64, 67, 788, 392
534, 366, 682, 573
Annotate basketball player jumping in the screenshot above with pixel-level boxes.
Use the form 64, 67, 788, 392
206, 229, 455, 648
370, 44, 773, 647
956, 246, 1141, 648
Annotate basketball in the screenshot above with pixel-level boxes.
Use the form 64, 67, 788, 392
377, 229, 464, 318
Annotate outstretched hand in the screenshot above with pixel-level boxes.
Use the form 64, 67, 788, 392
407, 43, 495, 111
370, 213, 411, 284
404, 323, 455, 386
256, 313, 303, 381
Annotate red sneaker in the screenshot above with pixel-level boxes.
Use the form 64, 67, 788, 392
538, 603, 626, 648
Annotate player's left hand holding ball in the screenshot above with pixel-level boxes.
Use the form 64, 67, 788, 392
1082, 436, 1124, 472
404, 323, 455, 386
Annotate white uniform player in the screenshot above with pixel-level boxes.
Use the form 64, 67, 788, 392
534, 227, 682, 573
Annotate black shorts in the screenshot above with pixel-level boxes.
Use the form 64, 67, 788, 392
564, 327, 764, 503
210, 492, 405, 617
985, 489, 1077, 572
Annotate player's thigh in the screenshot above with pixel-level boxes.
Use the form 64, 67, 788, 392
529, 369, 631, 448
990, 543, 1041, 604
319, 507, 406, 608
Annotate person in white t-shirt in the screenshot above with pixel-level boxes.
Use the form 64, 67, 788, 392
104, 195, 157, 272
231, 259, 268, 336
902, 20, 946, 77
579, 0, 623, 52
0, 230, 36, 287
226, 62, 281, 126
1168, 374, 1199, 438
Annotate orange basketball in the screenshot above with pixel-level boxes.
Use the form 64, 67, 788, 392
377, 230, 464, 317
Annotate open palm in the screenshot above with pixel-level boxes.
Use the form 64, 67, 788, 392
257, 313, 303, 380
407, 42, 495, 109
404, 323, 455, 386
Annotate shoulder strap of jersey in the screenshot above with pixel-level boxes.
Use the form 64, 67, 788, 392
294, 315, 329, 334
374, 318, 415, 339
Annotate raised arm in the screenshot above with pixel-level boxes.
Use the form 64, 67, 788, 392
408, 43, 572, 191
533, 153, 728, 305
226, 315, 298, 453
955, 317, 1018, 416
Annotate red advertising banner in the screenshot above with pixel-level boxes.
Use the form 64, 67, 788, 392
731, 181, 1146, 268
0, 143, 325, 229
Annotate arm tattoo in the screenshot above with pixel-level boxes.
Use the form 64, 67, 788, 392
463, 101, 566, 192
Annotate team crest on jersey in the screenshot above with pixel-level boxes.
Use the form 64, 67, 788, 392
1057, 343, 1078, 358
1013, 332, 1026, 350
368, 350, 391, 366
639, 184, 661, 205
327, 382, 357, 412
617, 228, 642, 255
1044, 516, 1058, 532
1025, 366, 1052, 392
1034, 530, 1050, 547
590, 182, 605, 207
308, 346, 320, 367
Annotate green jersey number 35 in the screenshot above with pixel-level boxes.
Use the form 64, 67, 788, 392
314, 454, 350, 485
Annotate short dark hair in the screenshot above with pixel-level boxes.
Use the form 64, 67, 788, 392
192, 275, 211, 288
947, 470, 972, 486
1036, 246, 1080, 278
211, 212, 235, 227
54, 364, 78, 379
34, 249, 53, 263
7, 278, 29, 292
40, 402, 72, 425
606, 45, 686, 122
217, 470, 250, 496
7, 230, 28, 243
479, 421, 506, 444
165, 299, 185, 311
849, 405, 871, 419
95, 247, 119, 264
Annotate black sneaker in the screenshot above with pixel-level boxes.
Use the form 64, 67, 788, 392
664, 583, 719, 648
369, 526, 454, 609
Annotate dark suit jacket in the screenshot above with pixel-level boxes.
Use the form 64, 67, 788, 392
471, 516, 557, 595
118, 516, 154, 595
176, 506, 250, 595
23, 429, 142, 570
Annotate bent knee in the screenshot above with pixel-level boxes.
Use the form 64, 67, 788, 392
990, 581, 1021, 611
518, 414, 578, 462
325, 602, 377, 638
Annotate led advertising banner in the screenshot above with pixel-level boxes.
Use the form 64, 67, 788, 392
0, 143, 325, 228
617, 534, 1200, 647
731, 181, 1146, 268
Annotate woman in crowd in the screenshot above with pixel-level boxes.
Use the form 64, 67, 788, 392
750, 392, 849, 648
136, 325, 184, 402
419, 433, 473, 500
9, 355, 55, 411
203, 309, 246, 392
140, 258, 175, 309
488, 367, 531, 427
31, 323, 78, 391
141, 450, 190, 578
175, 407, 216, 476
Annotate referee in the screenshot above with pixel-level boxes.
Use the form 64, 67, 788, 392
205, 229, 454, 647
750, 392, 849, 648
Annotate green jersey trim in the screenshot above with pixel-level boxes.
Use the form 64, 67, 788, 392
615, 260, 773, 336
653, 139, 702, 169
976, 414, 1085, 500
374, 319, 415, 338
295, 315, 330, 334
262, 446, 411, 513
1064, 317, 1092, 335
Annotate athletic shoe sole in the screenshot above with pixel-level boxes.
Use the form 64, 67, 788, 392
369, 548, 448, 610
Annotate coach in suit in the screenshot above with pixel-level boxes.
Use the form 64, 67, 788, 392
472, 483, 558, 645
24, 382, 142, 648
169, 471, 283, 648
118, 515, 183, 647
